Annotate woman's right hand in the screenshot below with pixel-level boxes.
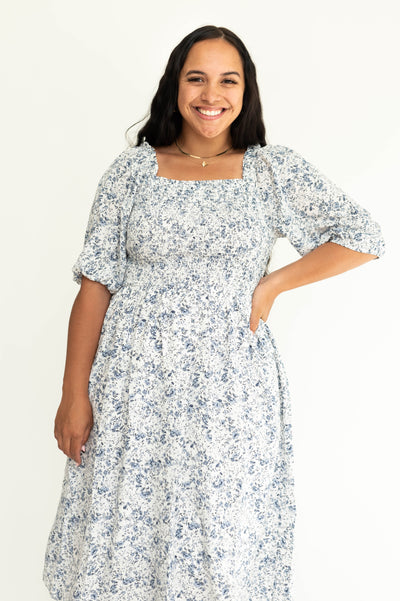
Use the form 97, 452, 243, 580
55, 277, 110, 466
54, 392, 94, 466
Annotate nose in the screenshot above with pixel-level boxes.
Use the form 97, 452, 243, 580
200, 81, 222, 104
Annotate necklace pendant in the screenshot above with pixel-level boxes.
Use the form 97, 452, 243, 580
201, 160, 208, 167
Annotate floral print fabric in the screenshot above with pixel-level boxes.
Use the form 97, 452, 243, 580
43, 141, 385, 601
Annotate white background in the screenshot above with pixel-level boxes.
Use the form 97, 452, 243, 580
1, 1, 399, 600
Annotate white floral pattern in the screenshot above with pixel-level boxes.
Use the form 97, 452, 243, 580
43, 141, 385, 601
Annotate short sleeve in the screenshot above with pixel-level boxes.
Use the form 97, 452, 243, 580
265, 145, 386, 259
72, 149, 135, 294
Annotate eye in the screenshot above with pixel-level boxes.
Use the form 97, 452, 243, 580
186, 77, 238, 84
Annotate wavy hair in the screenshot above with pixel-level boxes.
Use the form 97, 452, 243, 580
125, 25, 267, 149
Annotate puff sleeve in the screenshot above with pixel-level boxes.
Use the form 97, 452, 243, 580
266, 145, 386, 259
72, 149, 135, 294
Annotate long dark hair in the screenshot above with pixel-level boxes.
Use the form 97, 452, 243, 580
126, 25, 267, 149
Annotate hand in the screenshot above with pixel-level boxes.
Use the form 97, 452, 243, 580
249, 275, 281, 334
54, 392, 93, 466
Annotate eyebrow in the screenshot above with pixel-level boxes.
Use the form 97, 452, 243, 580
184, 70, 241, 77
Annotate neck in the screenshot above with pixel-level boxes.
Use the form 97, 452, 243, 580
176, 129, 232, 157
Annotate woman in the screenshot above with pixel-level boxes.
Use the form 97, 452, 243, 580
43, 25, 385, 601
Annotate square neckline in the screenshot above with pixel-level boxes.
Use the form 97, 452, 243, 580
143, 140, 255, 183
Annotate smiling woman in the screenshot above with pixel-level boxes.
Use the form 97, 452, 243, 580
146, 37, 250, 180
176, 39, 245, 148
43, 24, 386, 601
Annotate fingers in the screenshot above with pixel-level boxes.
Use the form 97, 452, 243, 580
250, 283, 264, 333
249, 312, 260, 334
250, 308, 270, 332
250, 280, 276, 332
250, 303, 271, 333
70, 437, 85, 466
53, 398, 93, 466
54, 428, 87, 466
250, 295, 263, 333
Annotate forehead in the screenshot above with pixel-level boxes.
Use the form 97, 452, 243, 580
181, 38, 243, 72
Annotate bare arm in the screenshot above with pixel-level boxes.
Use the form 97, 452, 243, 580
250, 242, 378, 333
54, 276, 112, 465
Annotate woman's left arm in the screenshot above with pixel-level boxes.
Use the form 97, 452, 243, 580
250, 241, 377, 333
250, 145, 386, 333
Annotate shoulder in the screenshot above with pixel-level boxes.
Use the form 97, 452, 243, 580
252, 143, 304, 169
107, 143, 149, 172
98, 143, 152, 185
251, 143, 318, 184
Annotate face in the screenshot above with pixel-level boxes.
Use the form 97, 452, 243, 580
177, 38, 245, 143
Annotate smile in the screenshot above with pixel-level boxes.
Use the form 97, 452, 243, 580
197, 107, 225, 115
193, 107, 227, 120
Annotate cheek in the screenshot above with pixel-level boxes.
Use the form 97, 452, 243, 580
178, 93, 194, 114
178, 86, 195, 102
232, 92, 244, 113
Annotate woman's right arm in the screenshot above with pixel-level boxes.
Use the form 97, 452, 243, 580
54, 275, 111, 466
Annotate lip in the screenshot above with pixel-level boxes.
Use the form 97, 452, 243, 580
192, 106, 228, 120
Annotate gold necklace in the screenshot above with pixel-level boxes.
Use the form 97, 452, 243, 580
174, 139, 233, 167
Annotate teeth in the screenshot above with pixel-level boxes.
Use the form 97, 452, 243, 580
197, 108, 224, 116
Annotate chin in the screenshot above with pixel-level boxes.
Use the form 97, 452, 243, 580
194, 125, 232, 138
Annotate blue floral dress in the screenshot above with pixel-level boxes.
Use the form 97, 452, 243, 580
43, 141, 385, 601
